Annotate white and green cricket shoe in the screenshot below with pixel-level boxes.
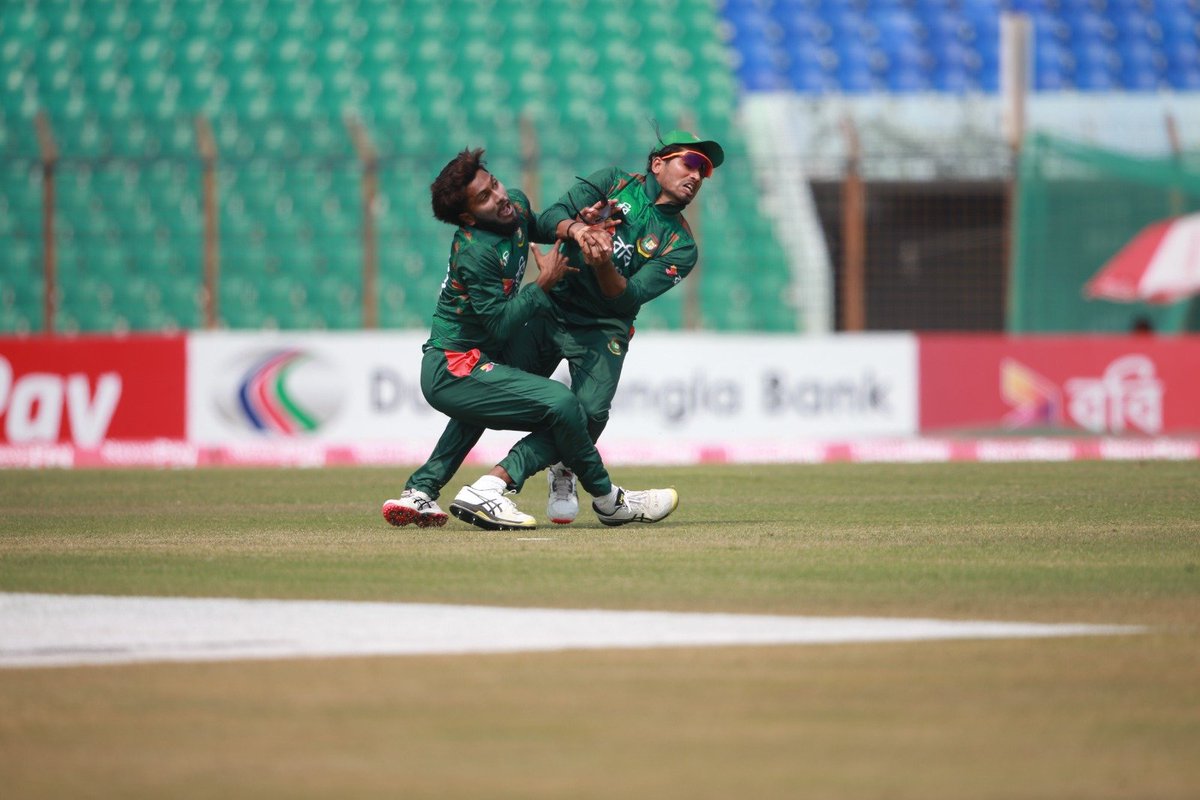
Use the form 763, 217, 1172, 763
450, 485, 537, 531
546, 463, 578, 525
593, 487, 679, 527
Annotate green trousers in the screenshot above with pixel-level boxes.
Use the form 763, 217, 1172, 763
406, 317, 629, 498
407, 345, 614, 498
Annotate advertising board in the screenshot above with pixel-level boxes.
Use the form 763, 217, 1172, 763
0, 335, 186, 447
186, 331, 920, 461
919, 335, 1200, 434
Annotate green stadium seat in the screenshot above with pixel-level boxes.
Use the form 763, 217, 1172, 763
0, 306, 36, 335
5, 0, 792, 332
216, 274, 257, 328
160, 279, 203, 328
2, 255, 43, 331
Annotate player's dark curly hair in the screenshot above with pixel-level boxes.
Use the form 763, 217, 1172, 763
430, 148, 486, 225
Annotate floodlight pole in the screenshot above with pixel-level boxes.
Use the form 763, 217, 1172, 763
839, 116, 866, 332
1166, 112, 1184, 217
1000, 13, 1031, 330
520, 113, 540, 211
195, 115, 220, 330
519, 113, 541, 287
346, 116, 379, 329
678, 114, 702, 330
35, 111, 58, 334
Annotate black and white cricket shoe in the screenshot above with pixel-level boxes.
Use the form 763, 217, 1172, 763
593, 487, 679, 527
449, 485, 537, 531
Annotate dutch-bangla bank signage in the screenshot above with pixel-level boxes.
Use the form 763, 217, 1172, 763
601, 332, 916, 441
5, 332, 1200, 467
185, 331, 919, 452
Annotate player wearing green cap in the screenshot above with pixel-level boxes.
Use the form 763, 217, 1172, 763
381, 147, 680, 531
509, 129, 724, 523
387, 130, 722, 527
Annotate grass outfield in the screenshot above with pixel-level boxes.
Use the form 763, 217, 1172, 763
0, 462, 1197, 798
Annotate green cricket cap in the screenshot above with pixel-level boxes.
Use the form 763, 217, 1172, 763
658, 130, 725, 170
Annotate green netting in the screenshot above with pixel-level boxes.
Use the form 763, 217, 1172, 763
1010, 133, 1200, 333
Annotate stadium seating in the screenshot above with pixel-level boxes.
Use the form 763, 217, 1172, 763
1, 0, 799, 334
724, 0, 1200, 95
12, 1, 1191, 335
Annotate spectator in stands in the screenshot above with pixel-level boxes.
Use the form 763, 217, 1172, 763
1130, 315, 1155, 335
381, 147, 678, 531
390, 129, 722, 526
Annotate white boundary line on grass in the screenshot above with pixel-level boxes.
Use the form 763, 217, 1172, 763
0, 593, 1145, 669
2, 437, 1198, 469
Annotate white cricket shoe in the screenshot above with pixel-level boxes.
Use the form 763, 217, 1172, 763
593, 487, 679, 527
382, 489, 449, 528
450, 485, 537, 531
546, 463, 578, 524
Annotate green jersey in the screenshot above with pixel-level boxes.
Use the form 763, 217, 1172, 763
537, 167, 698, 328
425, 189, 554, 355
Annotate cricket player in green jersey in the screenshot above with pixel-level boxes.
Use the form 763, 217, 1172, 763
382, 147, 679, 531
384, 129, 721, 526
506, 129, 724, 523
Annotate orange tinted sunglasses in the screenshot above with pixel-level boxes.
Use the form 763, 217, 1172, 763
660, 149, 714, 178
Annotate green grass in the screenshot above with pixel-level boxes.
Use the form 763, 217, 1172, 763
1, 462, 1198, 798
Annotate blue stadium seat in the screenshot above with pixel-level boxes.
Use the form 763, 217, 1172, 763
1121, 39, 1166, 86
1035, 40, 1075, 89
739, 0, 1192, 96
786, 63, 837, 93
888, 66, 933, 93
1068, 10, 1115, 43
776, 9, 828, 44
1073, 40, 1121, 77
1167, 62, 1200, 90
921, 7, 968, 47
1076, 67, 1119, 91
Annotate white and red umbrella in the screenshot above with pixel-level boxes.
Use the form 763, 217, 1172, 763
1085, 212, 1200, 304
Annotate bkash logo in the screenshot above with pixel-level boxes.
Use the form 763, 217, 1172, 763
216, 349, 344, 436
1001, 359, 1062, 428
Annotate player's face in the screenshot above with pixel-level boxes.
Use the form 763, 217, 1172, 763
651, 149, 712, 207
461, 169, 518, 232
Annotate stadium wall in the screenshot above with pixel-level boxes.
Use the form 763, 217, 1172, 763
1, 332, 1198, 468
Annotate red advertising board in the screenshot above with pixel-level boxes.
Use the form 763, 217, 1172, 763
919, 335, 1200, 434
0, 335, 186, 445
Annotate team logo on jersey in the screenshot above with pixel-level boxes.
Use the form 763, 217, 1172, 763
607, 339, 623, 356
637, 235, 659, 258
515, 228, 525, 246
612, 235, 634, 269
502, 278, 516, 296
480, 362, 496, 373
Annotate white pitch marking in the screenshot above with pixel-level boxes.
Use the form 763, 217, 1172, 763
0, 593, 1145, 669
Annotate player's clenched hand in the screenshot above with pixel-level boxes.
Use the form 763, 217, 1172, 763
577, 227, 613, 268
532, 240, 578, 291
